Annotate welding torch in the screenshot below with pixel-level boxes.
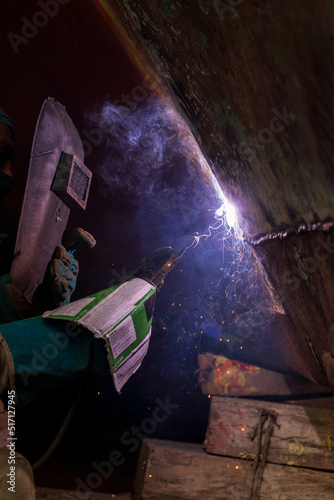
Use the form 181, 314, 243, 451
146, 233, 200, 290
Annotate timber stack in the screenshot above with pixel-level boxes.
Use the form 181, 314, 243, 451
134, 357, 334, 499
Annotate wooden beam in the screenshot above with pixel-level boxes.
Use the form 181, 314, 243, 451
134, 439, 334, 500
198, 353, 330, 398
205, 396, 334, 471
35, 487, 131, 499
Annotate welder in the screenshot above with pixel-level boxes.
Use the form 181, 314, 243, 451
0, 107, 86, 401
0, 108, 92, 500
0, 107, 172, 497
0, 108, 101, 499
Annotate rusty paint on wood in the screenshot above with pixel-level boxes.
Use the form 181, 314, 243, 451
197, 353, 330, 397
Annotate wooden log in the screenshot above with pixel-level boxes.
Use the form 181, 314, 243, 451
35, 487, 131, 499
134, 438, 334, 500
198, 353, 330, 398
205, 396, 334, 471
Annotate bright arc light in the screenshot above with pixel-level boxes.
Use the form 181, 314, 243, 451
215, 198, 237, 227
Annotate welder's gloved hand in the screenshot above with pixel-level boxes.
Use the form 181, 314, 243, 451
49, 245, 78, 307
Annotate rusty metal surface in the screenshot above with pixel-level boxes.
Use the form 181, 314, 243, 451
255, 230, 334, 386
110, 0, 334, 388
115, 0, 334, 237
11, 98, 84, 301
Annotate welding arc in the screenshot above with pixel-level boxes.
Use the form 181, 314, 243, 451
195, 219, 224, 241
150, 215, 225, 288
152, 236, 199, 288
158, 217, 224, 281
171, 235, 200, 263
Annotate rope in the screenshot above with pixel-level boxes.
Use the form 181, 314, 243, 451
248, 408, 277, 500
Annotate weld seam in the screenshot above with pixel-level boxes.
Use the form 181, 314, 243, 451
247, 220, 334, 247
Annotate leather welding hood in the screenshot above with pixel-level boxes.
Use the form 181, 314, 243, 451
11, 98, 85, 301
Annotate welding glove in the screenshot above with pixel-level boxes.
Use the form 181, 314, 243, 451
48, 245, 79, 307
0, 228, 94, 321
33, 228, 95, 311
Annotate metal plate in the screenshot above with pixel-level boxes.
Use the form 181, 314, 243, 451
11, 97, 84, 301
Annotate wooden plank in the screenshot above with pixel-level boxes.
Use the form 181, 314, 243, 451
198, 353, 330, 398
134, 439, 334, 500
205, 396, 334, 471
